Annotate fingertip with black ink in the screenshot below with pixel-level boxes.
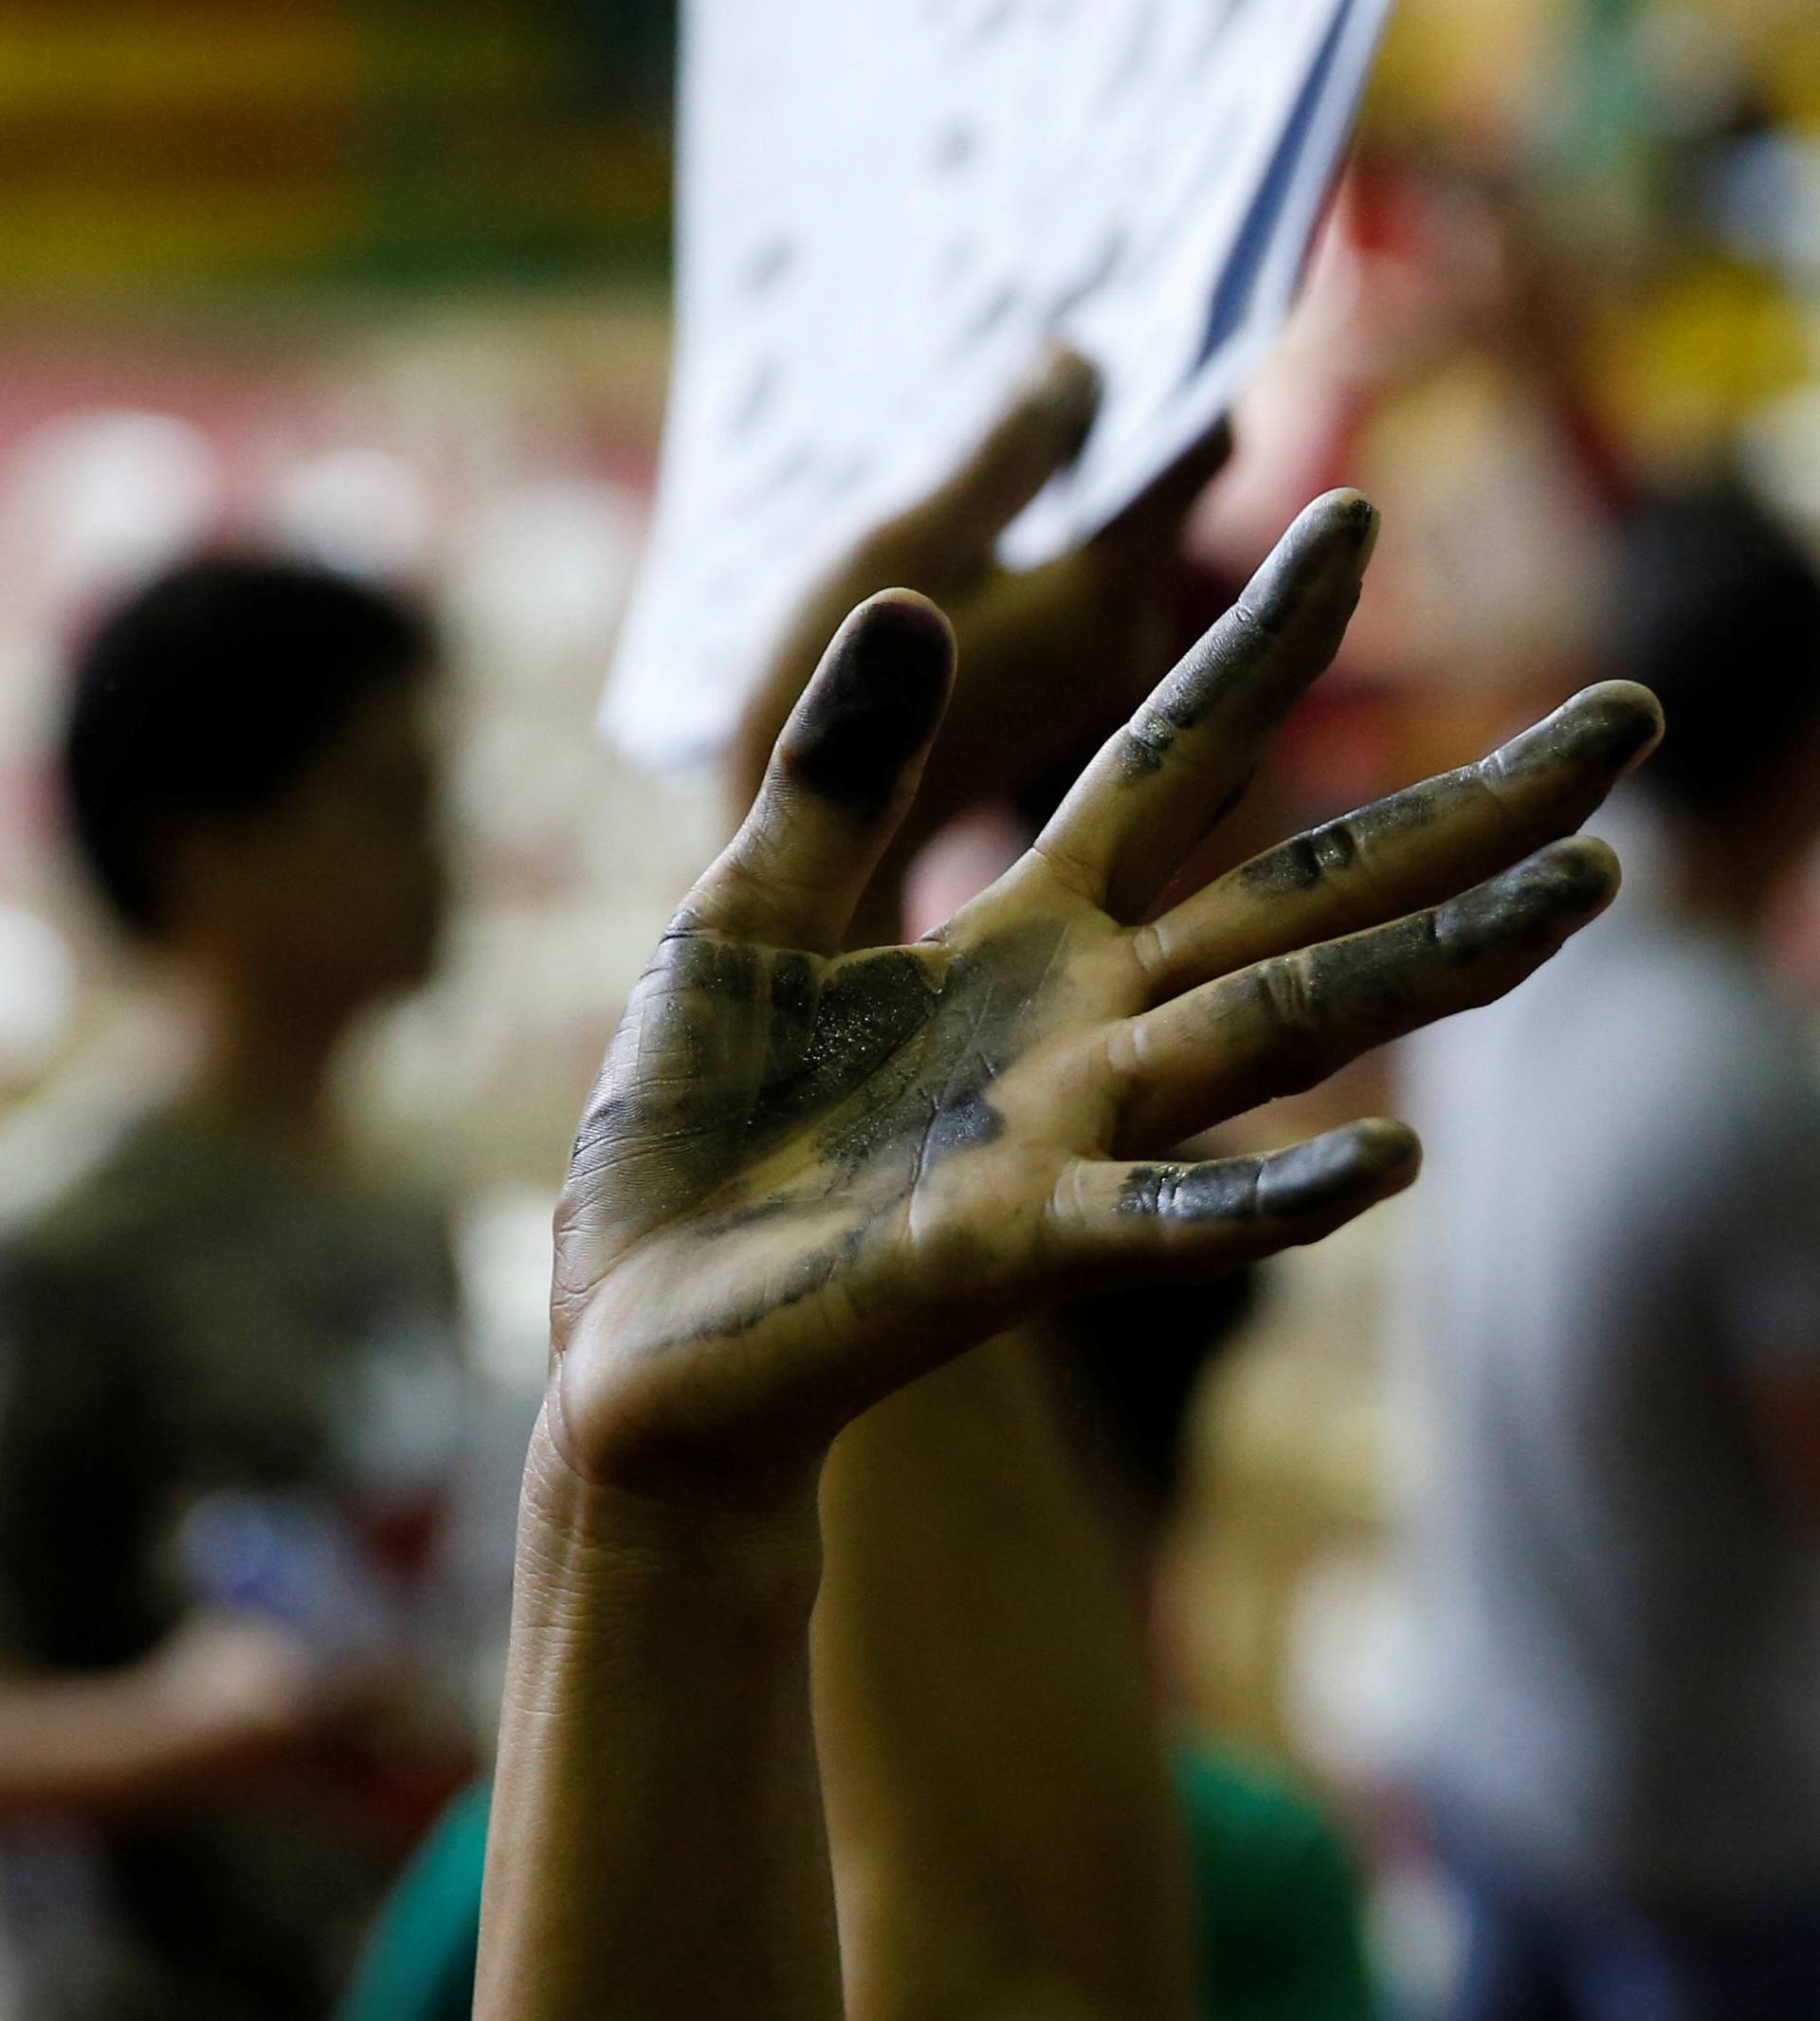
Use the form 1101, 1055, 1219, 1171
1339, 1116, 1424, 1187
1458, 837, 1621, 950
1324, 486, 1381, 564
1259, 1118, 1420, 1218
1243, 489, 1379, 634
786, 592, 956, 805
1117, 1118, 1419, 1229
1528, 835, 1623, 914
1561, 680, 1665, 778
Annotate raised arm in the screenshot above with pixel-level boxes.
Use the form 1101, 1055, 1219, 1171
475, 491, 1661, 2021
751, 367, 1225, 2021
0, 1622, 327, 1814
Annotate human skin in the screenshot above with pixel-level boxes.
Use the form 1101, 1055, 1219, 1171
742, 362, 1224, 2021
475, 490, 1662, 2021
0, 1617, 341, 1815
741, 353, 1233, 901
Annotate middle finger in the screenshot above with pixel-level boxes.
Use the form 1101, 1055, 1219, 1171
1135, 682, 1662, 1001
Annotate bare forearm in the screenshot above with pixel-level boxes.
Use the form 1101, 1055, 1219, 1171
476, 1407, 842, 2021
0, 1668, 222, 1813
533, 486, 1652, 2020
813, 1335, 1196, 2021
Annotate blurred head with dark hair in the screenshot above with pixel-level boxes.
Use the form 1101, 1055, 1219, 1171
62, 556, 446, 1037
1048, 1270, 1258, 1563
1616, 482, 1820, 894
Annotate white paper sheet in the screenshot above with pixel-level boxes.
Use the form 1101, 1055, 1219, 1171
606, 0, 1396, 770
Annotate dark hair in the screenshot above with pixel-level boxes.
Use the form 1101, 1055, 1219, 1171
1050, 1271, 1258, 1518
1616, 482, 1820, 816
61, 556, 437, 936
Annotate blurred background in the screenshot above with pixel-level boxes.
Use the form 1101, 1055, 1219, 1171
1, 1, 1819, 2015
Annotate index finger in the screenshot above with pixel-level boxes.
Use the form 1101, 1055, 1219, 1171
1033, 490, 1377, 923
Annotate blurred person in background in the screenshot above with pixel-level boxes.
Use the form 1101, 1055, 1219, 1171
1398, 483, 1820, 2021
0, 559, 477, 2021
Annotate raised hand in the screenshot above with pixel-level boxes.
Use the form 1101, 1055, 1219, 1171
732, 350, 1231, 865
551, 493, 1661, 1501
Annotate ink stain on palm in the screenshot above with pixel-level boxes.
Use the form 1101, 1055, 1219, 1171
573, 915, 1075, 1242
646, 1219, 873, 1353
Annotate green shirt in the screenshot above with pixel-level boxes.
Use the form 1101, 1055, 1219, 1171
1175, 1747, 1376, 2021
339, 1748, 1374, 2021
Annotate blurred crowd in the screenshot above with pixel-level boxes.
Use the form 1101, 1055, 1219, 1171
0, 1, 1819, 2017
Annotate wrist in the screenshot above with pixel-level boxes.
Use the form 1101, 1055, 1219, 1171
518, 1401, 826, 1642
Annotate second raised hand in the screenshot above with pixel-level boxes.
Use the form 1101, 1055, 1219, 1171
551, 491, 1662, 1501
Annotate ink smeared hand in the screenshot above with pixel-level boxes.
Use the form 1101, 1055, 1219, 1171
731, 350, 1231, 864
552, 493, 1661, 1500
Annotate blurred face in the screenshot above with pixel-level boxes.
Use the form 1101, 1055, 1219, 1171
1739, 713, 1820, 877
172, 679, 449, 1018
1784, 717, 1820, 843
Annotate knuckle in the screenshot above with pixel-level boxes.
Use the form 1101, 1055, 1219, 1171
1101, 1012, 1148, 1102
1127, 918, 1174, 1000
1229, 588, 1284, 645
1246, 951, 1333, 1091
1119, 707, 1177, 776
1050, 1157, 1097, 1233
1294, 816, 1366, 889
1430, 891, 1481, 961
1028, 835, 1105, 906
1229, 1156, 1266, 1223
1254, 947, 1320, 1035
1469, 747, 1523, 821
1313, 815, 1365, 881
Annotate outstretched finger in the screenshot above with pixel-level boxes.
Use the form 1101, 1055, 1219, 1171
688, 592, 956, 951
1048, 1120, 1420, 1285
1033, 490, 1377, 924
1113, 836, 1619, 1153
1138, 682, 1664, 999
1088, 413, 1235, 567
902, 349, 1101, 564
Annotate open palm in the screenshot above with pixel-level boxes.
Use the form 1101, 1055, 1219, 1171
551, 492, 1659, 1499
